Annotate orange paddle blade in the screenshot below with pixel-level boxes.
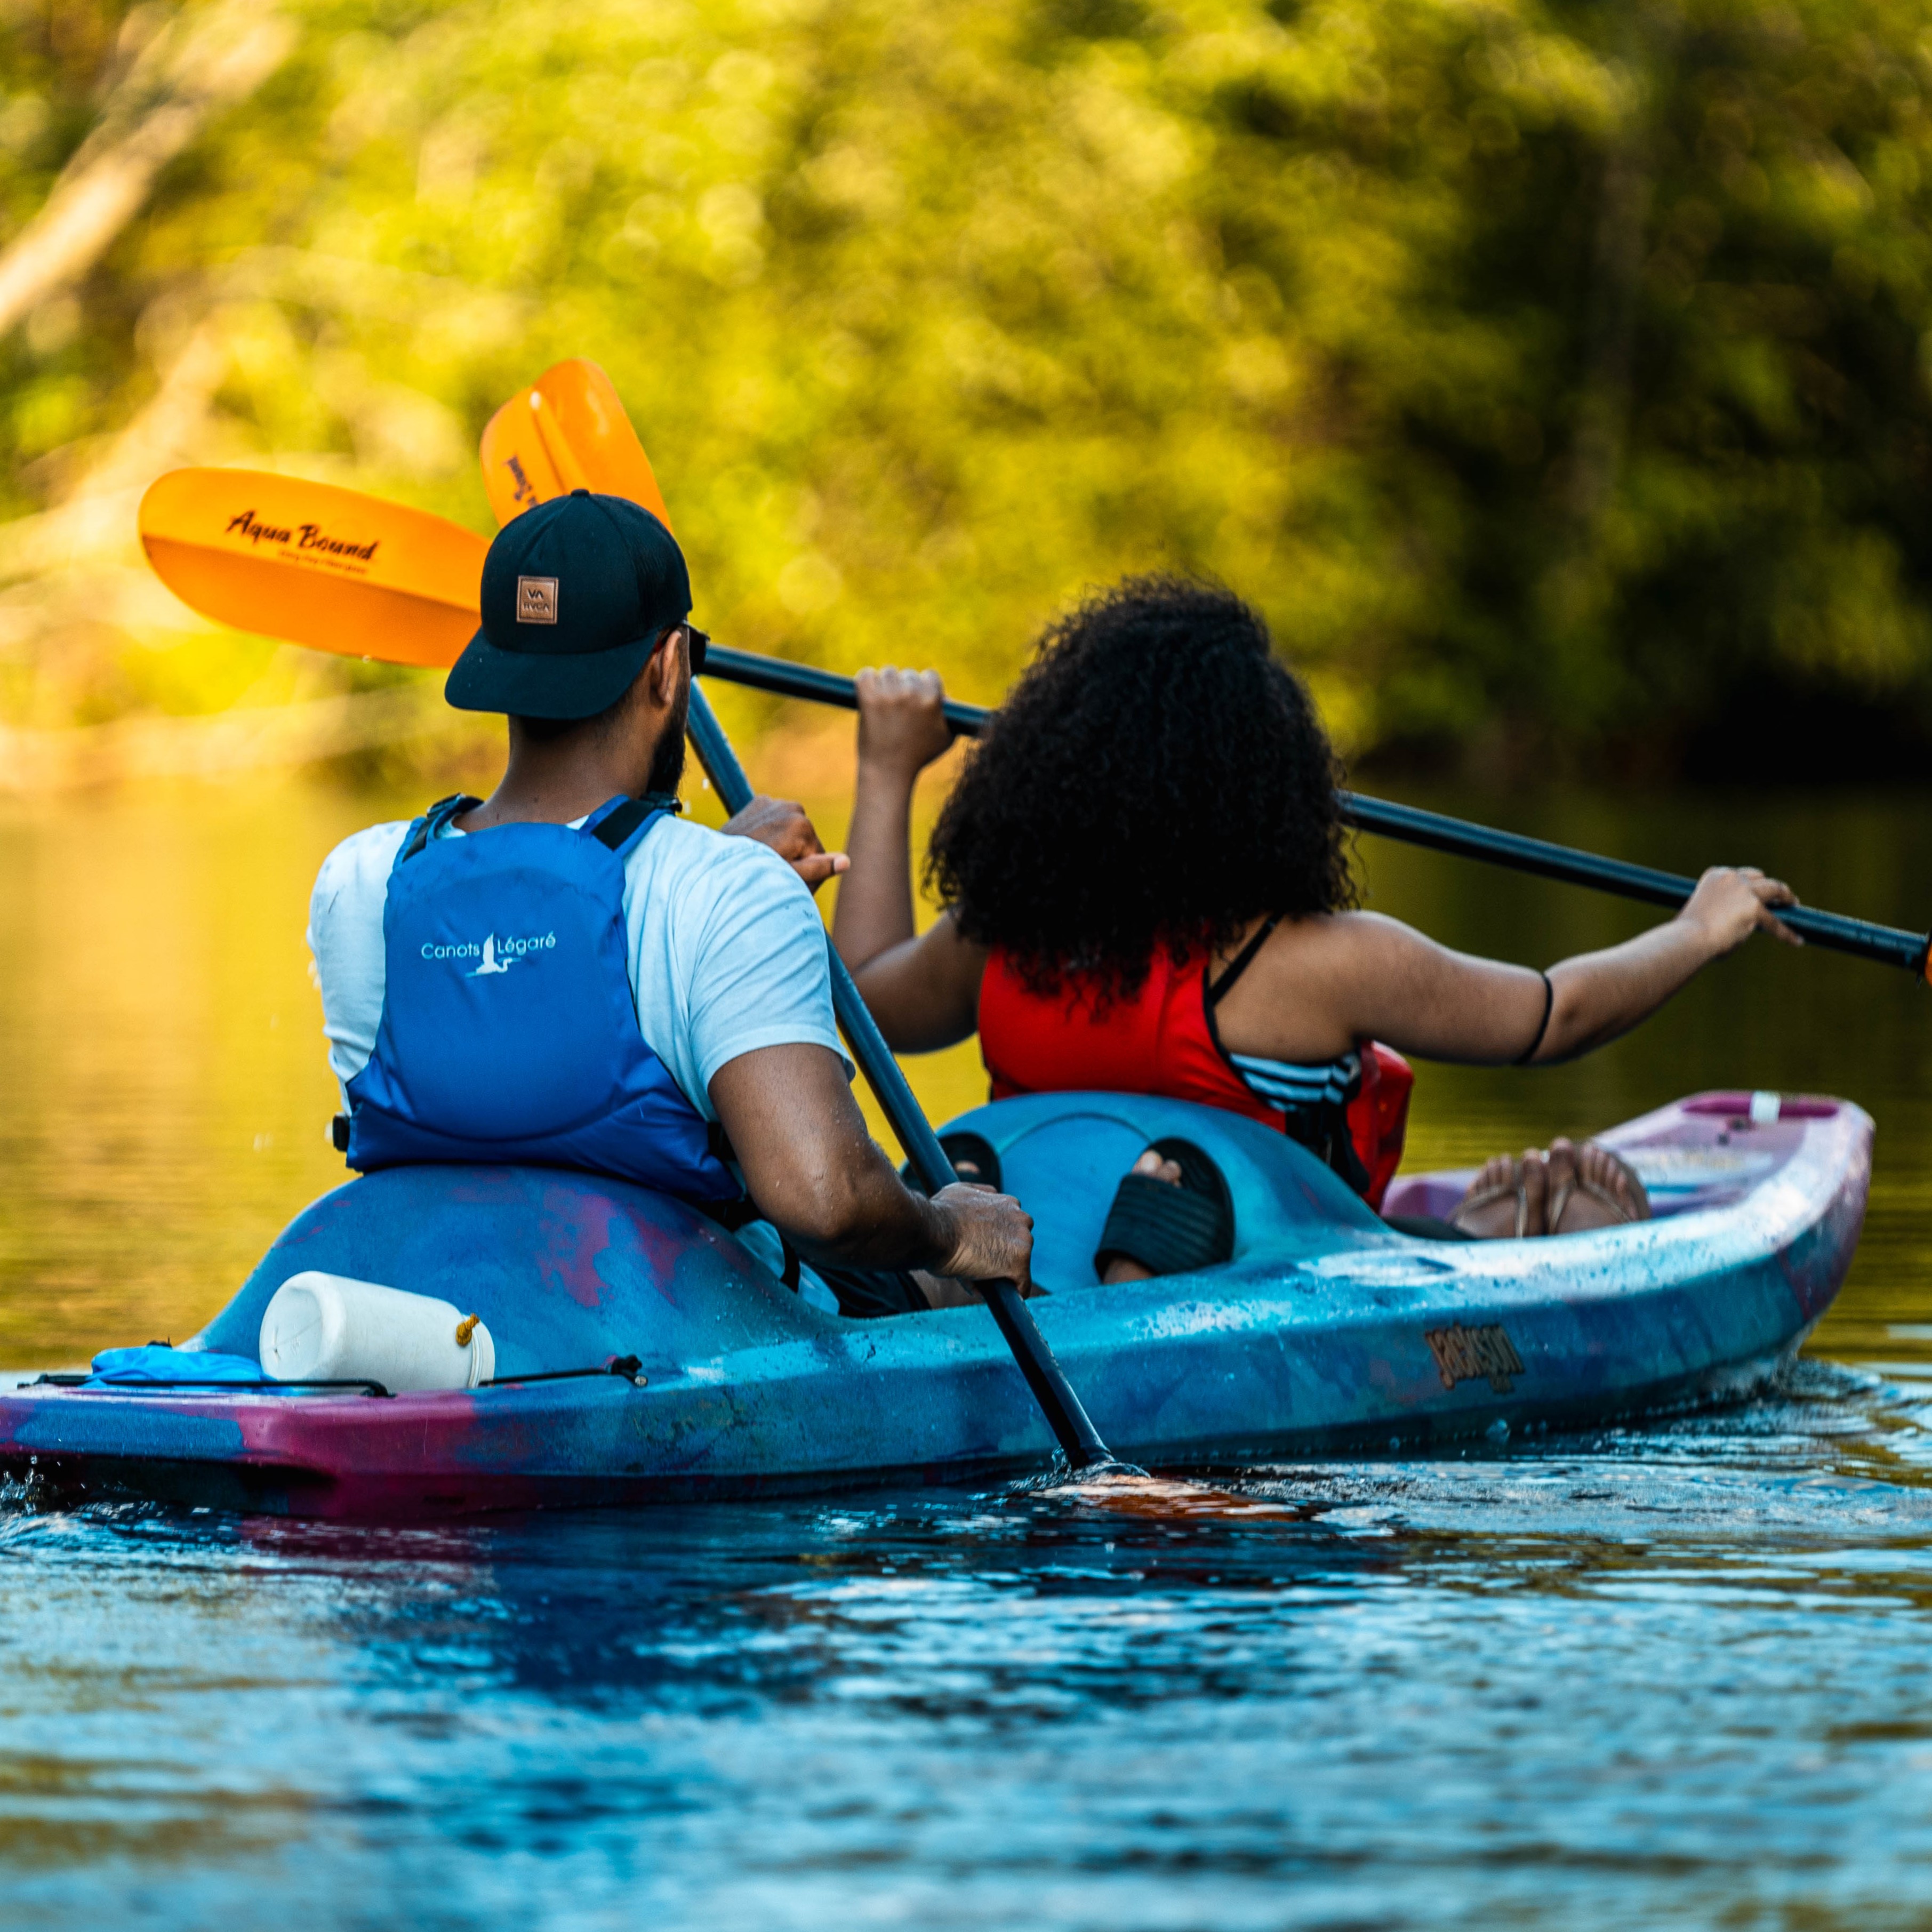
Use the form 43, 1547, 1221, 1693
478, 359, 673, 532
139, 469, 486, 668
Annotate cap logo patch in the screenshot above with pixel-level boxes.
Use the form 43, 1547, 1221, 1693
516, 576, 559, 624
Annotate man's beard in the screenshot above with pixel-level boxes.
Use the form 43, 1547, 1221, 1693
645, 670, 690, 796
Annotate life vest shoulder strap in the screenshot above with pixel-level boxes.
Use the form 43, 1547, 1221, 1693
585, 790, 682, 854
399, 794, 481, 865
395, 790, 683, 869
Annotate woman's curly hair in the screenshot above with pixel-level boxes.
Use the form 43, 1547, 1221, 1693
927, 576, 1355, 998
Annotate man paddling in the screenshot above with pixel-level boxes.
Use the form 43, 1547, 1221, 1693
306, 488, 1031, 1313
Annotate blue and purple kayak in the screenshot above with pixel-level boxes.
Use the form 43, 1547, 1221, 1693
0, 1089, 1871, 1517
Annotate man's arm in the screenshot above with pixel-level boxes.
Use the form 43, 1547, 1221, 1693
709, 1043, 1033, 1282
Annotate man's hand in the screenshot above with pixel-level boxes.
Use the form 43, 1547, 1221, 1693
856, 667, 953, 781
722, 793, 849, 893
928, 1180, 1035, 1290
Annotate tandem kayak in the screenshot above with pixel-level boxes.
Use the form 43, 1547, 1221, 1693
0, 1089, 1872, 1518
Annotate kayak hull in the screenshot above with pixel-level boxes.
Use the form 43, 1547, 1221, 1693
0, 1091, 1872, 1517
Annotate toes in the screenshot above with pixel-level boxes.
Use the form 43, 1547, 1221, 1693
1546, 1139, 1652, 1231
1518, 1149, 1550, 1237
1579, 1141, 1649, 1220
1451, 1154, 1528, 1239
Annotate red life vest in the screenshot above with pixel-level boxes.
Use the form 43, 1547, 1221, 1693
979, 942, 1413, 1209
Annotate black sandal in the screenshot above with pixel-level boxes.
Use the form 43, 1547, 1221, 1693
1093, 1138, 1235, 1279
902, 1131, 1003, 1195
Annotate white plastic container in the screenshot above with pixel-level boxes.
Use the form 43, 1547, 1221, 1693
259, 1272, 495, 1391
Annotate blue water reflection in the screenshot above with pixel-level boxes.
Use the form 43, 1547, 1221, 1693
10, 1361, 1932, 1926
2, 780, 1930, 1924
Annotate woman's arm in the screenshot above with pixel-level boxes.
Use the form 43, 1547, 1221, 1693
1217, 868, 1799, 1067
1532, 867, 1798, 1061
849, 910, 989, 1053
831, 667, 955, 968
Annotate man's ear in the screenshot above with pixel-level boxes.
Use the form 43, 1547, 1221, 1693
644, 627, 685, 708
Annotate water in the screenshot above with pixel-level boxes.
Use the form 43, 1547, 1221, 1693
2, 760, 1930, 1926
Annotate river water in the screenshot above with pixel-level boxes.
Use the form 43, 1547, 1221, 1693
1, 758, 1929, 1927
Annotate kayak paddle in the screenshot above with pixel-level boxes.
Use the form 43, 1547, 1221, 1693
479, 360, 674, 531
137, 467, 485, 668
138, 464, 1931, 982
478, 371, 1125, 1474
695, 646, 1932, 981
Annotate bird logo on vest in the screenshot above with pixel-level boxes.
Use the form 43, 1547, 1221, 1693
469, 934, 516, 977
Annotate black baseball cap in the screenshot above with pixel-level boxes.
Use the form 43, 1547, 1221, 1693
446, 490, 692, 719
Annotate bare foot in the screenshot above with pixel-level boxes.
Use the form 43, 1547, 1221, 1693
1101, 1149, 1185, 1284
1449, 1149, 1549, 1239
1545, 1137, 1651, 1234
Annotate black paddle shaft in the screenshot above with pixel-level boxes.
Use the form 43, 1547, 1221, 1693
701, 642, 1931, 980
684, 680, 1118, 1472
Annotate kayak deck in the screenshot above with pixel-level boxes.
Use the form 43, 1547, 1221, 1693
0, 1090, 1872, 1517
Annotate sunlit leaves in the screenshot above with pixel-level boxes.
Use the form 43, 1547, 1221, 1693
2, 0, 1931, 769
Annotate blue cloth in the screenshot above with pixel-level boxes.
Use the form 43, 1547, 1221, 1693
344, 796, 740, 1201
89, 1345, 265, 1385
309, 801, 847, 1125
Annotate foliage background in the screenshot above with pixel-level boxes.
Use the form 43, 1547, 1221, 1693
4, 0, 1932, 783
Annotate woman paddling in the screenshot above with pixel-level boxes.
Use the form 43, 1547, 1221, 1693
833, 577, 1800, 1272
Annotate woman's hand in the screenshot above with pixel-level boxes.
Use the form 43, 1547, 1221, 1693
1676, 866, 1801, 956
722, 794, 849, 893
856, 667, 953, 781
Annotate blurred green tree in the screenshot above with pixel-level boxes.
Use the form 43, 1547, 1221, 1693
2, 0, 1930, 778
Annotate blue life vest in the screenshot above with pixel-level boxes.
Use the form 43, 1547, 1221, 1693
342, 792, 740, 1203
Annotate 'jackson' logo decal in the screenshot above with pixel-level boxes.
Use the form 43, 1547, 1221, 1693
1424, 1322, 1524, 1393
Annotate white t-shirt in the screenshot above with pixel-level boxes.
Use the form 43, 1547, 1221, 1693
307, 809, 849, 1118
